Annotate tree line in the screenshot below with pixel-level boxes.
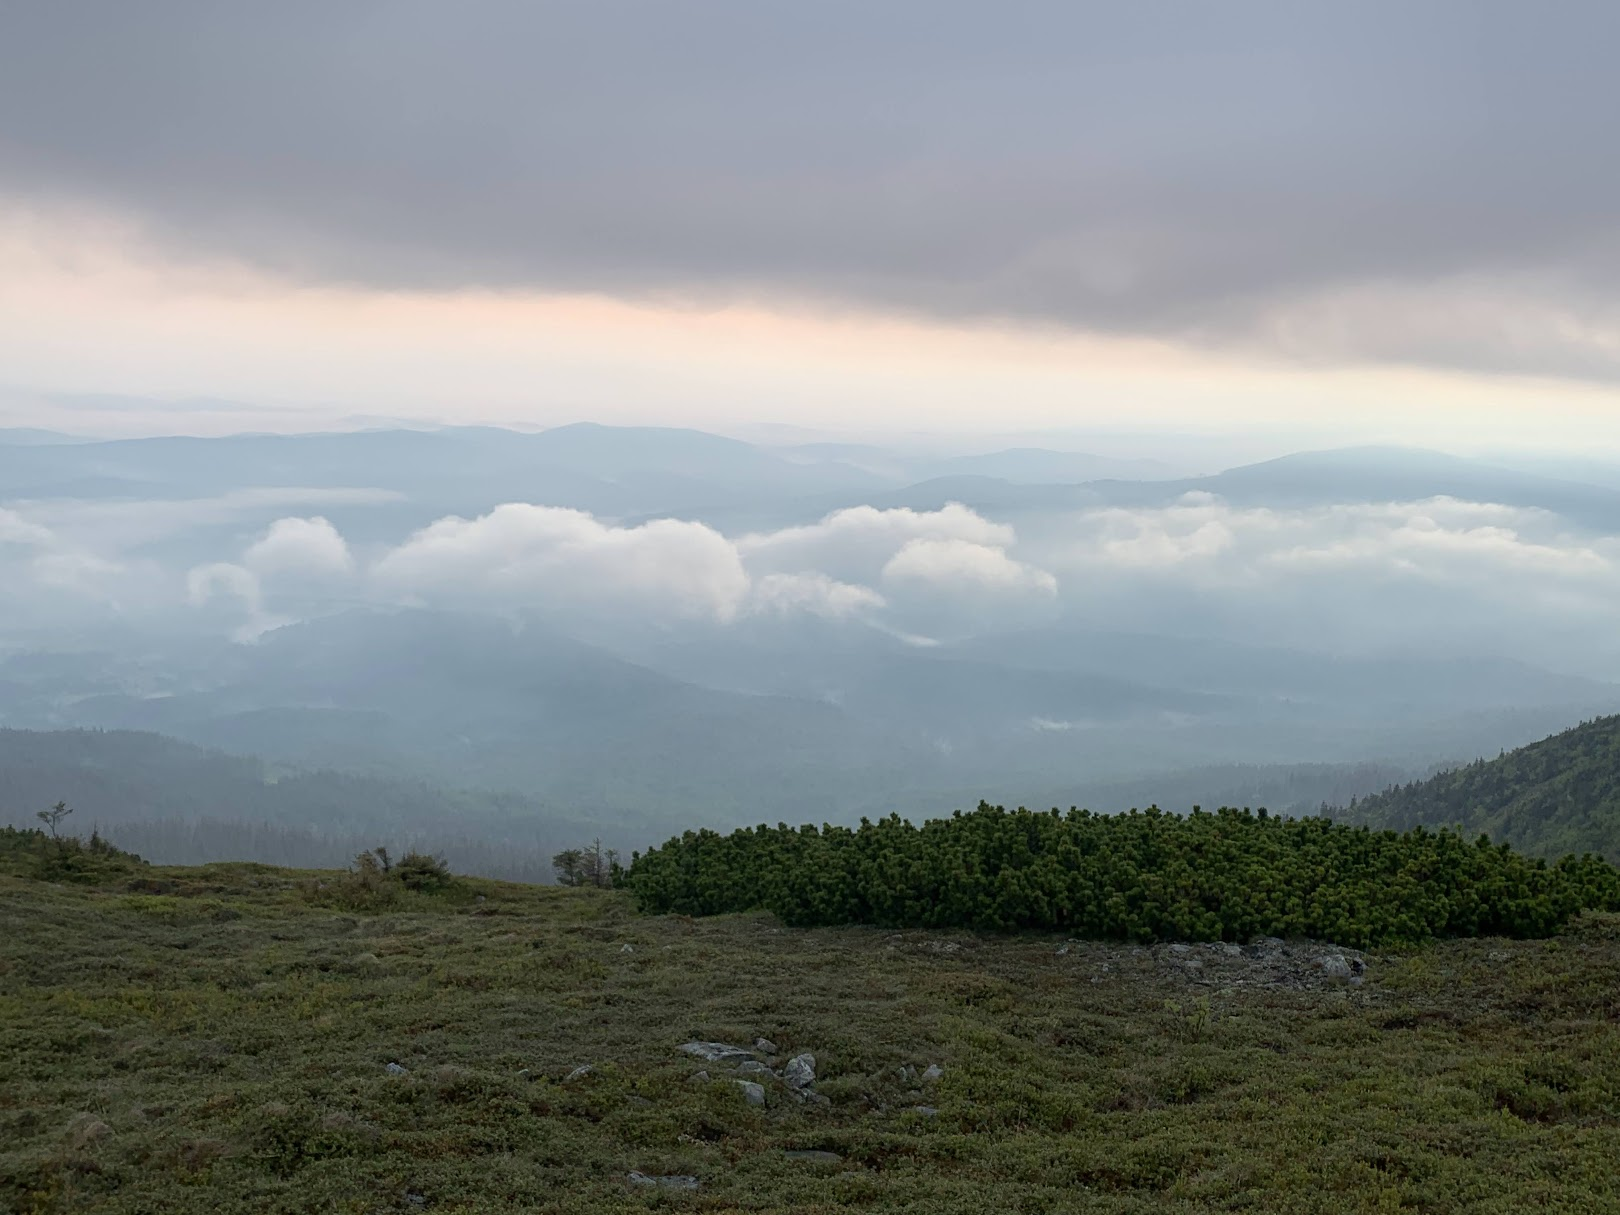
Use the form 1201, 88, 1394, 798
623, 802, 1620, 947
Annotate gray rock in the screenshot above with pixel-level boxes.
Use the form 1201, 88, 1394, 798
785, 1149, 842, 1164
1167, 943, 1194, 955
687, 1070, 709, 1083
1222, 943, 1244, 957
921, 1064, 943, 1082
564, 1065, 595, 1082
736, 1060, 772, 1075
784, 1052, 816, 1089
1055, 944, 1070, 955
1320, 954, 1353, 983
679, 1041, 755, 1064
385, 1062, 409, 1076
405, 1193, 426, 1208
628, 1172, 700, 1191
910, 1105, 939, 1117
896, 1064, 917, 1082
754, 1037, 778, 1054
734, 1080, 766, 1106
619, 944, 634, 954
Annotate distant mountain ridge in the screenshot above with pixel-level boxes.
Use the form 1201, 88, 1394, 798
1330, 715, 1620, 860
0, 726, 603, 881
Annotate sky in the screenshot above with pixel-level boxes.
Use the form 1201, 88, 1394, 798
2, 2, 1619, 453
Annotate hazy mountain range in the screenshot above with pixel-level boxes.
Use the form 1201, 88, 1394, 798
3, 422, 1619, 869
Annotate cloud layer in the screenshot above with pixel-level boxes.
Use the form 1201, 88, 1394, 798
6, 482, 1620, 677
2, 4, 1619, 380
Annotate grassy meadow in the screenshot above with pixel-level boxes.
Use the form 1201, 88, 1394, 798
5, 845, 1620, 1213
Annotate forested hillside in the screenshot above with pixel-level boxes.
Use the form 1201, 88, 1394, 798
1331, 715, 1620, 860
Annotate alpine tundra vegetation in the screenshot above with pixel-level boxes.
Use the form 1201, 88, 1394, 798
6, 825, 1620, 1213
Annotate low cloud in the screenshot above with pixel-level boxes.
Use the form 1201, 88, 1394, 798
882, 537, 1058, 595
747, 572, 886, 621
9, 485, 1620, 679
1039, 494, 1620, 670
741, 503, 1016, 582
371, 504, 752, 624
186, 500, 1051, 640
242, 516, 354, 582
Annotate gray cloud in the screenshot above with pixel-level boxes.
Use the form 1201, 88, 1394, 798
3, 3, 1620, 379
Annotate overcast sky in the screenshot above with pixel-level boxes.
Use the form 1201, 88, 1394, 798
2, 2, 1618, 449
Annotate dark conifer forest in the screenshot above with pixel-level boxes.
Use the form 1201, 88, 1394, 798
1333, 715, 1620, 860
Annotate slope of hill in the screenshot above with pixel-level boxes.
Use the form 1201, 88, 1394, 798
1331, 715, 1620, 859
5, 843, 1620, 1213
0, 727, 610, 881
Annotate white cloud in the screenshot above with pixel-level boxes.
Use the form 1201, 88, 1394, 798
881, 537, 1058, 596
0, 507, 57, 548
242, 516, 354, 581
1038, 493, 1620, 671
740, 502, 1016, 583
371, 504, 751, 623
747, 572, 885, 620
1052, 495, 1614, 590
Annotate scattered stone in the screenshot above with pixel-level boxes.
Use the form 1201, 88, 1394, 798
896, 1064, 917, 1082
688, 1070, 709, 1083
516, 1068, 531, 1080
921, 1064, 943, 1082
564, 1065, 595, 1082
475, 895, 486, 904
679, 1041, 755, 1063
801, 1091, 831, 1106
785, 1149, 843, 1164
405, 1193, 427, 1208
754, 1037, 779, 1054
628, 1171, 700, 1191
910, 1105, 939, 1117
619, 944, 634, 953
385, 1062, 409, 1077
1221, 943, 1244, 957
1319, 954, 1356, 984
1167, 943, 1194, 955
784, 1052, 816, 1089
734, 1080, 767, 1106
737, 1060, 772, 1076
1055, 944, 1070, 955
